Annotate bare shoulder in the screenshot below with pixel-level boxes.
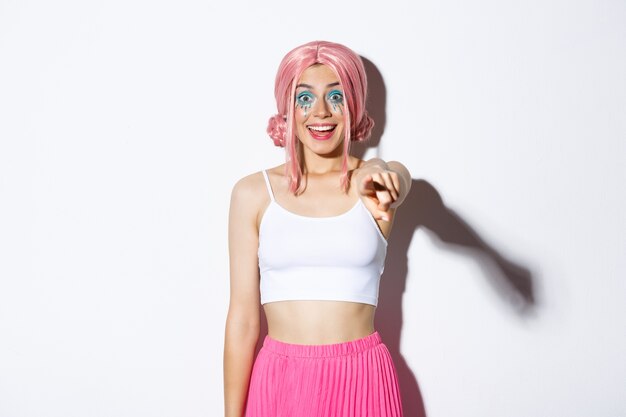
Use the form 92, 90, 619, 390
230, 171, 268, 210
263, 164, 286, 179
231, 171, 261, 198
229, 167, 283, 227
257, 163, 287, 192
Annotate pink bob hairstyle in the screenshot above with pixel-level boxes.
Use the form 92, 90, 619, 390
267, 40, 374, 195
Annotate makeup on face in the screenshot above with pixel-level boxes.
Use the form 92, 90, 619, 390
296, 89, 343, 140
295, 83, 343, 117
296, 91, 315, 117
293, 65, 346, 148
327, 89, 344, 114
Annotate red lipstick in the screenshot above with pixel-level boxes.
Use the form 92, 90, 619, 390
307, 124, 336, 141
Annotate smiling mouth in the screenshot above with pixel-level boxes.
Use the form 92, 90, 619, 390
307, 124, 336, 140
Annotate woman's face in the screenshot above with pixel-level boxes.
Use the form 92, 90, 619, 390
294, 64, 346, 158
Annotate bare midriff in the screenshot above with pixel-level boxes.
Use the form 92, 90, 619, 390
263, 300, 376, 345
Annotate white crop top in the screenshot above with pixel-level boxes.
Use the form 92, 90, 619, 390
258, 170, 388, 306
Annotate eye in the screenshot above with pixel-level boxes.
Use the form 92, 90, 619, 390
327, 90, 344, 104
296, 92, 315, 106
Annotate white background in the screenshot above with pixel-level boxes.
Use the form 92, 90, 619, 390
1, 0, 625, 416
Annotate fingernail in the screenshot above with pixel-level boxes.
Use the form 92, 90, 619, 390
381, 216, 389, 222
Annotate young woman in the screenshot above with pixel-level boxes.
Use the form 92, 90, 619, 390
223, 40, 411, 417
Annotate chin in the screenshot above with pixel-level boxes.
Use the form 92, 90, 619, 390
308, 133, 340, 147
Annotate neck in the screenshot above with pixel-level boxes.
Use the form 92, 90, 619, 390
300, 145, 348, 175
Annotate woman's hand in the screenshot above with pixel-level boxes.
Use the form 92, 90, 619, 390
357, 167, 401, 222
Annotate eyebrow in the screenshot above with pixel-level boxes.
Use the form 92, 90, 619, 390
296, 82, 341, 89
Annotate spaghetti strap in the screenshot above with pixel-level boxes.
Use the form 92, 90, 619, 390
261, 170, 275, 202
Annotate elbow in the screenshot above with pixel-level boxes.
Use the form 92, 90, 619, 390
225, 307, 261, 344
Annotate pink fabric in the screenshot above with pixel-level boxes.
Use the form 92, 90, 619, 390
245, 331, 403, 417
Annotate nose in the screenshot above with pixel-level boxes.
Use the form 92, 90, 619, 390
312, 97, 331, 118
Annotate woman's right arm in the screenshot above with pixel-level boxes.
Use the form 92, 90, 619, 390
224, 175, 262, 417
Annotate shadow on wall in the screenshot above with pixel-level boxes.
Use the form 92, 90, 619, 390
361, 56, 539, 417
254, 56, 539, 417
376, 177, 538, 417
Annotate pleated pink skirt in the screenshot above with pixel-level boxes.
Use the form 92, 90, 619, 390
245, 331, 403, 417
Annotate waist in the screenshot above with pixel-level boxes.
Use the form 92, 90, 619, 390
262, 330, 382, 358
263, 299, 376, 345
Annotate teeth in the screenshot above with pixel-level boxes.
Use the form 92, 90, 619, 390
308, 125, 335, 132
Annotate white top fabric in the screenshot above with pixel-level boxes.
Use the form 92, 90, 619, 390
258, 170, 388, 307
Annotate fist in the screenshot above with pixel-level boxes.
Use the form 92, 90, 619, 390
358, 170, 400, 222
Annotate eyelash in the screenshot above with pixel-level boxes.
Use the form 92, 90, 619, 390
296, 92, 315, 107
327, 90, 344, 104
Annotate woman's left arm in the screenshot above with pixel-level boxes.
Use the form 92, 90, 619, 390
354, 158, 412, 221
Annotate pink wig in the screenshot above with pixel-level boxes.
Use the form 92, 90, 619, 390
267, 40, 374, 194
